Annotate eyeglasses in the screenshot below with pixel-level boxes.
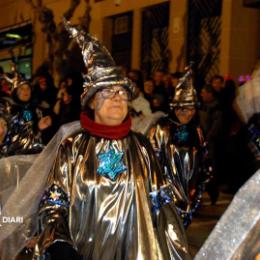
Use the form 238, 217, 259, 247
99, 88, 130, 101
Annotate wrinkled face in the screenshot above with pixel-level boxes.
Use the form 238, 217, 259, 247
90, 86, 129, 126
17, 84, 31, 102
175, 106, 196, 125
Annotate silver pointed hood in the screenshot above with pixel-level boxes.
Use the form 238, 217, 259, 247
63, 18, 136, 107
172, 64, 198, 107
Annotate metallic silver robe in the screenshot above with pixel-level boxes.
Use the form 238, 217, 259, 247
34, 131, 190, 259
148, 117, 211, 226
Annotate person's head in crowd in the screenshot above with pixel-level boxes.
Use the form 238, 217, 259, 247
153, 69, 165, 86
210, 75, 224, 92
200, 84, 216, 104
119, 65, 129, 77
58, 79, 67, 90
38, 76, 48, 91
151, 94, 164, 112
128, 70, 143, 91
144, 78, 155, 96
128, 69, 142, 82
163, 72, 172, 89
66, 76, 74, 87
12, 81, 32, 104
88, 84, 131, 126
62, 87, 74, 105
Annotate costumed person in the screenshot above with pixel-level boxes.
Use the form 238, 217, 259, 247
4, 80, 52, 155
148, 66, 212, 227
31, 74, 59, 144
0, 18, 190, 260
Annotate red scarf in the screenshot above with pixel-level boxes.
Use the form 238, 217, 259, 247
80, 112, 131, 139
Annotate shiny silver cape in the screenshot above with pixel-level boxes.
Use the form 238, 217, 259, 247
195, 169, 260, 260
0, 121, 190, 260
148, 117, 211, 226
0, 121, 81, 260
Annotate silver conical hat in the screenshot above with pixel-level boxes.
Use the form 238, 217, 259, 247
172, 63, 197, 107
63, 18, 136, 107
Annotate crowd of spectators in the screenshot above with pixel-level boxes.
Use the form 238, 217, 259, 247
0, 64, 258, 193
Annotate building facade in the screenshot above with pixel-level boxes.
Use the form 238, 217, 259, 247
0, 0, 259, 83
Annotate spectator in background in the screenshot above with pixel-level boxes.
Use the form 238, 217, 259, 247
53, 86, 80, 127
153, 69, 168, 112
128, 69, 144, 93
143, 78, 165, 112
210, 74, 225, 106
153, 69, 165, 91
220, 79, 256, 193
65, 72, 82, 108
130, 79, 151, 116
32, 75, 57, 110
143, 78, 155, 104
56, 78, 68, 99
32, 75, 58, 143
199, 84, 222, 200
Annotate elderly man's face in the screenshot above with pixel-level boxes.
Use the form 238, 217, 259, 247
90, 86, 129, 126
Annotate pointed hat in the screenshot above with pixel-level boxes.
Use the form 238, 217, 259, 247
63, 18, 136, 107
172, 63, 198, 107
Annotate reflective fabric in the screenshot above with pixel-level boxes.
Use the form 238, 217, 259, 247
195, 170, 260, 260
0, 121, 190, 260
34, 132, 190, 259
149, 117, 212, 227
63, 18, 136, 107
0, 97, 44, 157
0, 121, 81, 260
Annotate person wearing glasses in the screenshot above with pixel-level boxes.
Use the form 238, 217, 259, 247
148, 67, 212, 228
1, 19, 190, 260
